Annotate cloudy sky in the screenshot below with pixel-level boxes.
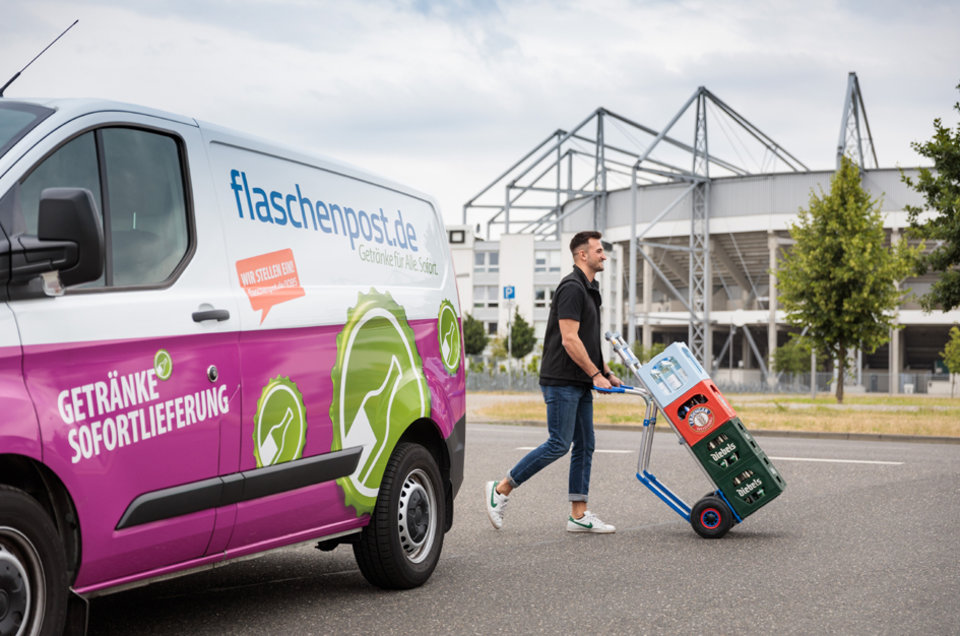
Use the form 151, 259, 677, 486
3, 0, 958, 227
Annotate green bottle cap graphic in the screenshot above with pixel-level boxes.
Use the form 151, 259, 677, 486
253, 377, 307, 467
437, 299, 461, 376
154, 349, 173, 381
331, 289, 430, 515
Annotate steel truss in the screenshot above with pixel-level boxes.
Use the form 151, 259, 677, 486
837, 72, 878, 169
463, 85, 810, 368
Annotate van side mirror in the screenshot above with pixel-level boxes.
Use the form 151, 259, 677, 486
10, 187, 104, 292
37, 188, 104, 287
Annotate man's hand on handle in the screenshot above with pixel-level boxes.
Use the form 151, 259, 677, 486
593, 372, 621, 390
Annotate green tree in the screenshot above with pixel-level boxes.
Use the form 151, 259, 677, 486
489, 337, 507, 360
772, 335, 813, 375
509, 309, 536, 359
942, 325, 960, 398
463, 312, 488, 356
632, 341, 666, 364
777, 156, 914, 403
772, 335, 826, 375
902, 83, 960, 311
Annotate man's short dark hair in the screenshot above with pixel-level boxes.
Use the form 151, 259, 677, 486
570, 231, 602, 255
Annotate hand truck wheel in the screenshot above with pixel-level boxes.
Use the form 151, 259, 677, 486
691, 495, 733, 539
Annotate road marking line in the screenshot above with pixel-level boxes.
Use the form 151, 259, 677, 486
769, 456, 903, 466
516, 448, 903, 465
515, 447, 633, 454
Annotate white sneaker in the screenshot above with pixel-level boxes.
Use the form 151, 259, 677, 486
484, 480, 509, 529
567, 511, 615, 534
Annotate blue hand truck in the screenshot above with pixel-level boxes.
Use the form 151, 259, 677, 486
598, 332, 786, 538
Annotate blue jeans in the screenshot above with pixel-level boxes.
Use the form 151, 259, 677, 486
507, 384, 595, 502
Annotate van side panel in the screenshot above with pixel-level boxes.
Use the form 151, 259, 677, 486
227, 324, 360, 549
205, 132, 465, 545
0, 298, 39, 459
0, 347, 40, 458
222, 314, 465, 550
0, 321, 44, 463
22, 334, 240, 588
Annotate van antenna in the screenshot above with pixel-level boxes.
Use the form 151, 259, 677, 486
0, 19, 79, 98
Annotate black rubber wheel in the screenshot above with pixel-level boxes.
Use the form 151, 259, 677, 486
690, 495, 734, 539
353, 443, 445, 589
0, 486, 68, 635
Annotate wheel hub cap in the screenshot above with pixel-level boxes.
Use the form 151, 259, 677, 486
0, 548, 29, 635
397, 469, 437, 563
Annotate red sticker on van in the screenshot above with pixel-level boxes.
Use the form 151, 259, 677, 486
236, 248, 306, 323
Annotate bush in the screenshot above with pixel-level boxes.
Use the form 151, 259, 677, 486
509, 310, 536, 359
463, 313, 488, 356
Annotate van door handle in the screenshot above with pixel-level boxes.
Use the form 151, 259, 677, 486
192, 309, 231, 322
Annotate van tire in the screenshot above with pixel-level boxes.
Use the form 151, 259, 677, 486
353, 443, 445, 589
0, 485, 68, 635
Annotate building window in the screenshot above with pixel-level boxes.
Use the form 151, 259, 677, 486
473, 285, 499, 308
534, 249, 561, 273
487, 321, 498, 335
534, 321, 547, 340
449, 229, 465, 244
534, 286, 554, 308
475, 251, 499, 273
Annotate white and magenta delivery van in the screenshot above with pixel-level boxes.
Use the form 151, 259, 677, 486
0, 97, 466, 634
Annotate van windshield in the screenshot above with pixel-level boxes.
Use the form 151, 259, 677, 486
0, 102, 54, 158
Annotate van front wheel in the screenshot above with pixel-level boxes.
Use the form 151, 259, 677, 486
353, 443, 445, 589
0, 486, 68, 636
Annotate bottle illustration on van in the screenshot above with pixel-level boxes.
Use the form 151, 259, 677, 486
0, 97, 465, 633
331, 289, 431, 515
438, 298, 461, 376
253, 376, 307, 467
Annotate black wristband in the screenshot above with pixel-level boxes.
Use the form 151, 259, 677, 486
591, 371, 602, 378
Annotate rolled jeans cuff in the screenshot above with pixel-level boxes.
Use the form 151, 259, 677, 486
569, 493, 588, 502
506, 474, 520, 489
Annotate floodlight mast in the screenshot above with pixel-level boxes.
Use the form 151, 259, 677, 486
837, 72, 878, 169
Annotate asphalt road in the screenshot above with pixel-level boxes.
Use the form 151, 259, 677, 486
88, 423, 960, 635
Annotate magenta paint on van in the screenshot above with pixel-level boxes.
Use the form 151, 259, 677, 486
25, 318, 463, 593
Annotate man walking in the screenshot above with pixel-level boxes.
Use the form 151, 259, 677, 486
485, 231, 621, 533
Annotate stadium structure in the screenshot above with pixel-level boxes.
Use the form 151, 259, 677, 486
449, 73, 960, 394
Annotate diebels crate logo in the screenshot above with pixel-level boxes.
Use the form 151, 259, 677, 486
228, 170, 439, 276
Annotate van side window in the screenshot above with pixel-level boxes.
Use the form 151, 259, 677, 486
100, 128, 189, 287
19, 132, 102, 237
16, 126, 190, 288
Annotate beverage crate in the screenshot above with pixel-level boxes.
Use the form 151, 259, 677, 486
664, 379, 737, 446
690, 417, 759, 482
713, 452, 786, 519
635, 342, 710, 410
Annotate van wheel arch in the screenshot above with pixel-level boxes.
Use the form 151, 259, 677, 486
0, 455, 81, 582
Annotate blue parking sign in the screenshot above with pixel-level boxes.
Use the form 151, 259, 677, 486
503, 285, 515, 300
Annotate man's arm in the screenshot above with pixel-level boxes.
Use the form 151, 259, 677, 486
558, 319, 618, 389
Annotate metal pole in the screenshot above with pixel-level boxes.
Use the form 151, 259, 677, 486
811, 351, 817, 399
507, 301, 513, 387
629, 163, 638, 345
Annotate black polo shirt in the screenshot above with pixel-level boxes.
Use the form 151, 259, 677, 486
539, 266, 604, 387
